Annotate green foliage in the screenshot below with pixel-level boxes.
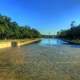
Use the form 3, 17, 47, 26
0, 14, 41, 39
57, 21, 80, 40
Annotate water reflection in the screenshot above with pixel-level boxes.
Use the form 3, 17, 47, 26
39, 38, 67, 46
38, 38, 80, 48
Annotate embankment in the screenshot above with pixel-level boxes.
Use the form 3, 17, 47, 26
0, 39, 41, 49
17, 39, 40, 46
0, 42, 11, 49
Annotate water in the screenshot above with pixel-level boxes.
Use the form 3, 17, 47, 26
38, 38, 80, 48
0, 38, 80, 80
38, 38, 67, 46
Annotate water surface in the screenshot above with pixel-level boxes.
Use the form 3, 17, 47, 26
0, 38, 80, 80
38, 38, 68, 46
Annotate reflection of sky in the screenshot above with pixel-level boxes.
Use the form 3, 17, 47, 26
39, 39, 80, 48
39, 38, 65, 46
0, 0, 80, 34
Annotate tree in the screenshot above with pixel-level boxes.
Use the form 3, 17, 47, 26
57, 21, 80, 40
0, 14, 41, 39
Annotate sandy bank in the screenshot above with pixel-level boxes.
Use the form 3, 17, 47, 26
17, 39, 40, 47
0, 39, 40, 49
0, 42, 11, 49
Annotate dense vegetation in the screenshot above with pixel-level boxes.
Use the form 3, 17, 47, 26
0, 14, 41, 39
57, 21, 80, 40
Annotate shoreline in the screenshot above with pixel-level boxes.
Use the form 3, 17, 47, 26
17, 39, 41, 47
0, 39, 41, 49
57, 38, 80, 45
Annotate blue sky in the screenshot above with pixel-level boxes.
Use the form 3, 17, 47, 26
0, 0, 80, 34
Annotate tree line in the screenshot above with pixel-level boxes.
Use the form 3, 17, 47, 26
0, 14, 41, 39
57, 21, 80, 40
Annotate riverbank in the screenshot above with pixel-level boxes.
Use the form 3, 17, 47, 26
17, 39, 41, 46
63, 39, 80, 45
56, 38, 80, 45
71, 39, 80, 44
0, 39, 41, 49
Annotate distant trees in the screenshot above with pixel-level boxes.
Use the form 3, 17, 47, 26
0, 14, 41, 39
57, 21, 80, 40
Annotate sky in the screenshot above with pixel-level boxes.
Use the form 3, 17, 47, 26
0, 0, 80, 35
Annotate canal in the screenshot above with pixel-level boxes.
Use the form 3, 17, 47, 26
0, 38, 80, 80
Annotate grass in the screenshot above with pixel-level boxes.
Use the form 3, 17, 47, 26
72, 39, 80, 44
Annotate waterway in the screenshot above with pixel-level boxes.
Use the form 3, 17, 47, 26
0, 38, 80, 80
